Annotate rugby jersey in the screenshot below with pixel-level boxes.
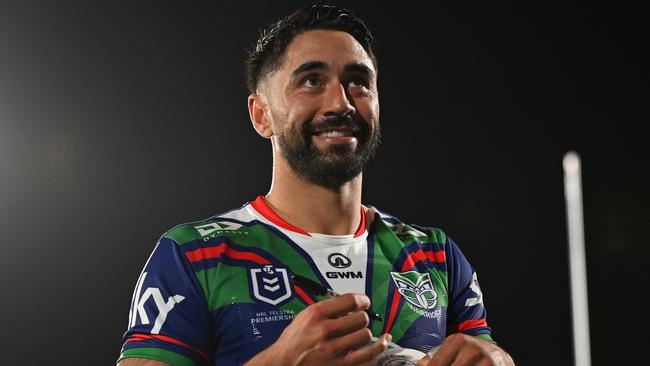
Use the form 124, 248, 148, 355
118, 196, 492, 365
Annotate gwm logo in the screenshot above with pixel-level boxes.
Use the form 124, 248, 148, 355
390, 271, 438, 310
326, 253, 362, 279
328, 253, 352, 268
249, 265, 292, 305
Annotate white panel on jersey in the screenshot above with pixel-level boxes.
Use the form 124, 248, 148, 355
245, 204, 368, 295
297, 232, 368, 295
219, 204, 260, 222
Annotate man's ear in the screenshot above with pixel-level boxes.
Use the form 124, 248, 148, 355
248, 93, 273, 138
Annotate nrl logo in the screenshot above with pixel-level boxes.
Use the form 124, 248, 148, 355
250, 265, 292, 305
390, 271, 438, 310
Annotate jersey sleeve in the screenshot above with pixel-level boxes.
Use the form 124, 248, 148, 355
117, 236, 212, 366
445, 236, 494, 343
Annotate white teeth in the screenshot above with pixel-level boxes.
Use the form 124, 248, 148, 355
318, 131, 352, 137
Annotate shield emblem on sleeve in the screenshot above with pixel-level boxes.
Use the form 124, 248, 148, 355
250, 265, 293, 305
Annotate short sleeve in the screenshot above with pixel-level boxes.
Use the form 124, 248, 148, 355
117, 237, 212, 366
445, 236, 494, 342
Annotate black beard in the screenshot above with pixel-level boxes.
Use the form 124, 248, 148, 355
276, 114, 380, 191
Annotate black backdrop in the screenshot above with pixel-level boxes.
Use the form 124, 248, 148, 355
0, 1, 647, 365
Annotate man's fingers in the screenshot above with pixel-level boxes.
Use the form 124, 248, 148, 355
475, 360, 498, 366
428, 333, 516, 366
328, 327, 373, 355
316, 293, 370, 318
341, 333, 391, 365
429, 334, 463, 366
327, 309, 369, 337
447, 344, 482, 365
416, 356, 431, 366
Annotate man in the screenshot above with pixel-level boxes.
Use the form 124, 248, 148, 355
117, 3, 514, 366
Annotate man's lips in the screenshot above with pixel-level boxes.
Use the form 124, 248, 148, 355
313, 130, 354, 137
312, 134, 358, 144
310, 126, 359, 137
311, 128, 358, 144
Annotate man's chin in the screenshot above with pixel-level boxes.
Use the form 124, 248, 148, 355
312, 153, 359, 167
314, 143, 358, 157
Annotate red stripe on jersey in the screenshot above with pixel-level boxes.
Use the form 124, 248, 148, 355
457, 318, 488, 332
427, 250, 446, 263
293, 284, 315, 305
354, 207, 366, 238
185, 242, 271, 265
251, 196, 367, 237
251, 196, 311, 236
401, 249, 446, 271
384, 290, 402, 334
126, 333, 209, 361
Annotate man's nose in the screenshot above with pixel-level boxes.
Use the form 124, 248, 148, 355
324, 82, 356, 116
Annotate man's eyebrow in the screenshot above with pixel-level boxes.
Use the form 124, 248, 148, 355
289, 61, 375, 83
344, 63, 375, 78
291, 61, 329, 78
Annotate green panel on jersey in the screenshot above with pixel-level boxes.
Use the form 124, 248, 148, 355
369, 228, 396, 335
166, 219, 324, 278
428, 271, 449, 306
382, 221, 447, 245
195, 265, 254, 311
369, 219, 398, 327
426, 226, 447, 246
475, 333, 496, 344
118, 347, 198, 366
186, 222, 329, 311
216, 224, 325, 284
164, 218, 218, 245
369, 219, 450, 340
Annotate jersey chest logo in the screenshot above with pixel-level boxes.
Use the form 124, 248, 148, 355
249, 265, 292, 305
390, 271, 438, 310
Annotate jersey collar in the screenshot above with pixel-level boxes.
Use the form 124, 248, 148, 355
250, 195, 366, 238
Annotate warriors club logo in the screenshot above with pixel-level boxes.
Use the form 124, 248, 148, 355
390, 271, 438, 310
249, 265, 292, 305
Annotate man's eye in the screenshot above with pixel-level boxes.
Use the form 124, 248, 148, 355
302, 76, 322, 88
348, 76, 368, 88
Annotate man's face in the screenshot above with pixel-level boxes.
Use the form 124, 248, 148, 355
261, 30, 380, 190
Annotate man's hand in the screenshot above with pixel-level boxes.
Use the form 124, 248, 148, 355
416, 333, 514, 366
245, 293, 390, 366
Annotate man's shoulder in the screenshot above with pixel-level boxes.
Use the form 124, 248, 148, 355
160, 201, 255, 246
367, 205, 448, 246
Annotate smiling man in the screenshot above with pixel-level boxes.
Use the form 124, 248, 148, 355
117, 3, 514, 366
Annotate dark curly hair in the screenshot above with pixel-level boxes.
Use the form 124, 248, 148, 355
245, 3, 377, 94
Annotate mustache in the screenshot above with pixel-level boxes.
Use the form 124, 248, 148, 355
302, 114, 364, 135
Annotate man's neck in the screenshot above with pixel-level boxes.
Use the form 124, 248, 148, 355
264, 157, 363, 236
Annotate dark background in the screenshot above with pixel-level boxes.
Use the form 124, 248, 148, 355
0, 1, 647, 365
